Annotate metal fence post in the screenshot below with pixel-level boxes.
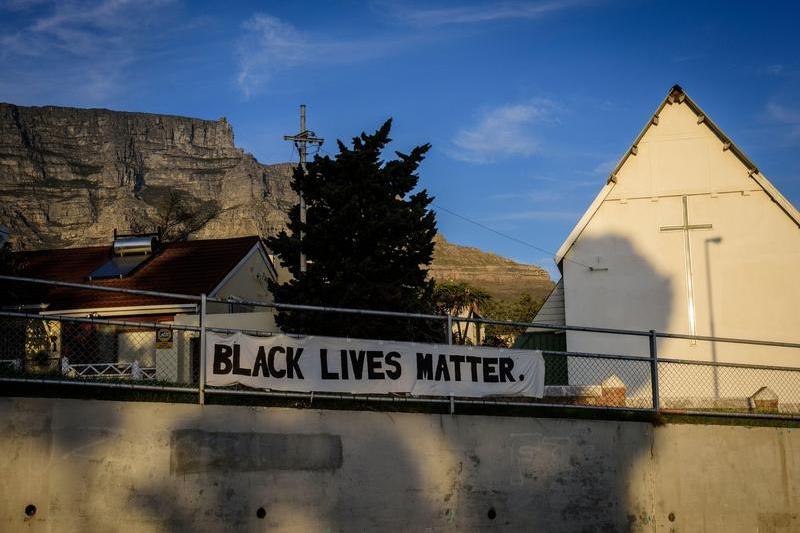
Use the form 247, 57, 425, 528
199, 294, 207, 405
649, 329, 660, 411
447, 315, 453, 346
447, 315, 454, 414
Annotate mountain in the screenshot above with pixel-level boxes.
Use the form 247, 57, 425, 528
429, 234, 553, 302
0, 102, 553, 299
0, 102, 295, 249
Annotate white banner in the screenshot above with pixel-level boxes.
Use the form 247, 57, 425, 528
207, 332, 545, 398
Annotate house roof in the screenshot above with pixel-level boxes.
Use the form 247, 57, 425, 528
554, 85, 800, 267
5, 236, 268, 312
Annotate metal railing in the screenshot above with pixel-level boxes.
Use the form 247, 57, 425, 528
2, 274, 800, 419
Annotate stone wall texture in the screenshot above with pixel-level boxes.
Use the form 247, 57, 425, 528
0, 396, 797, 532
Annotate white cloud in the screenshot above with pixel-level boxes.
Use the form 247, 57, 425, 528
391, 0, 587, 27
236, 14, 312, 98
236, 13, 412, 98
448, 100, 556, 163
767, 102, 800, 124
10, 0, 173, 56
0, 0, 176, 103
592, 158, 617, 175
766, 102, 800, 143
491, 190, 563, 202
0, 0, 50, 11
763, 64, 784, 76
236, 3, 588, 96
491, 210, 580, 221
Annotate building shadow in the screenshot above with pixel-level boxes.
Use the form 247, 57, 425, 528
561, 233, 674, 398
0, 233, 670, 531
1, 392, 660, 532
704, 237, 722, 399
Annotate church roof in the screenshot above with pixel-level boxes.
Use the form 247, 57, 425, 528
554, 85, 800, 267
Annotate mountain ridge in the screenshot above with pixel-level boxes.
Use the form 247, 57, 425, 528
0, 102, 552, 300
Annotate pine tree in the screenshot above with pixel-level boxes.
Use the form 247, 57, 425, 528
266, 119, 439, 340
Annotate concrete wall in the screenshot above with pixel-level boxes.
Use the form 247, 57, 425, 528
0, 397, 797, 532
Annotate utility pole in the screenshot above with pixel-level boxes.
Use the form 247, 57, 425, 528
284, 105, 324, 273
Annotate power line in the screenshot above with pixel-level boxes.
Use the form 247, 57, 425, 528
431, 202, 593, 270
290, 140, 587, 270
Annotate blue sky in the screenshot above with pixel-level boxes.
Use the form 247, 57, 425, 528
2, 0, 799, 277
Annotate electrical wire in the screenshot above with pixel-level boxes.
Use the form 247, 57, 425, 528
431, 202, 593, 270
289, 141, 588, 270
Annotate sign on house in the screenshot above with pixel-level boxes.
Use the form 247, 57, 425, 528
206, 332, 545, 398
156, 328, 173, 349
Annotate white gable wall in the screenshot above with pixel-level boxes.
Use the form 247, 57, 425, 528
209, 245, 277, 323
561, 98, 800, 401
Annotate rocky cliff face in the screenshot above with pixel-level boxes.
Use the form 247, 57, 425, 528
429, 234, 553, 301
0, 102, 295, 249
0, 103, 553, 300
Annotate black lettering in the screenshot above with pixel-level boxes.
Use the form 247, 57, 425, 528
417, 352, 434, 380
466, 356, 481, 382
268, 346, 286, 378
233, 344, 251, 376
287, 347, 304, 379
449, 354, 465, 381
385, 351, 402, 380
483, 357, 499, 383
349, 350, 366, 379
367, 351, 385, 379
499, 358, 515, 382
320, 349, 338, 379
253, 346, 269, 377
435, 354, 451, 381
340, 350, 349, 380
213, 344, 233, 374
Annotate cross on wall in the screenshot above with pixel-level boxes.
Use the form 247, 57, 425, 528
660, 195, 713, 342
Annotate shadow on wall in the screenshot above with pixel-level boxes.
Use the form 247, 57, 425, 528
1, 397, 656, 532
565, 233, 673, 397
1, 398, 443, 532
0, 236, 665, 531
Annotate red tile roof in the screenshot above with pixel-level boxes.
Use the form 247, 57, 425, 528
5, 236, 264, 312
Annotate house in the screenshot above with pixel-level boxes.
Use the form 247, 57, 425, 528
7, 234, 277, 318
517, 85, 800, 405
1, 234, 279, 383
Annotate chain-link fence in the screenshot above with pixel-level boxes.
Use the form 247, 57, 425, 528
656, 358, 800, 415
2, 274, 800, 418
0, 311, 200, 390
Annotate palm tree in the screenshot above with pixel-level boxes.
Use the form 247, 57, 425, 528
433, 281, 492, 344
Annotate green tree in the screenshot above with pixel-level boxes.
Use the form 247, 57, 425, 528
482, 293, 544, 347
433, 281, 492, 344
267, 119, 438, 340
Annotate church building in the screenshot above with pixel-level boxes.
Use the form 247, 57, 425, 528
520, 85, 800, 404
